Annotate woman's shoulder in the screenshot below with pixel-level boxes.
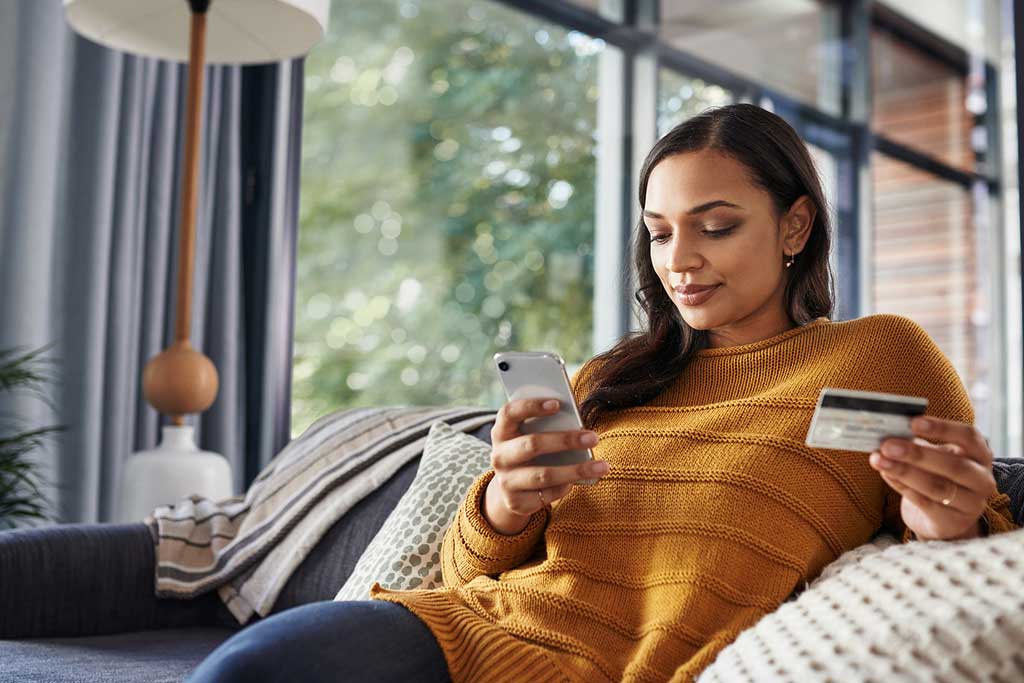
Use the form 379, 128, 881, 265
817, 313, 958, 381
824, 313, 972, 421
569, 354, 611, 398
823, 313, 935, 349
828, 312, 922, 333
827, 317, 970, 423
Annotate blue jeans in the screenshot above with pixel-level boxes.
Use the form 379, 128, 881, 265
186, 600, 451, 683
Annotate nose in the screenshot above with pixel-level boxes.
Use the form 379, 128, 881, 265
663, 235, 703, 273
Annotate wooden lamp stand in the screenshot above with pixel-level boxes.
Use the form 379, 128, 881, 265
62, 0, 330, 522
120, 1, 231, 521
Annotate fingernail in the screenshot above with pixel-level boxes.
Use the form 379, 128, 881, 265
580, 431, 598, 446
543, 400, 558, 411
872, 453, 892, 469
882, 442, 905, 457
914, 417, 931, 433
588, 460, 609, 475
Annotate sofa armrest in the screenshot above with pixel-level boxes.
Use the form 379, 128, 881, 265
992, 457, 1024, 526
0, 522, 235, 638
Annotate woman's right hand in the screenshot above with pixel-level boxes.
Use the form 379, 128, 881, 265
483, 398, 610, 535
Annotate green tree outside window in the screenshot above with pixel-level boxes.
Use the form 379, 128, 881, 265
293, 0, 601, 435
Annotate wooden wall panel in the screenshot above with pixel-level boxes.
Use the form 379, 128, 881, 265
872, 28, 974, 172
871, 152, 986, 404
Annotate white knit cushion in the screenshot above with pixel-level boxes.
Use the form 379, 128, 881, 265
697, 527, 1024, 683
334, 420, 493, 601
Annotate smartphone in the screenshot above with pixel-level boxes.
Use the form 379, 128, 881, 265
493, 351, 597, 485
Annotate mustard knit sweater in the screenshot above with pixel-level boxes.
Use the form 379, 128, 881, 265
369, 314, 1019, 683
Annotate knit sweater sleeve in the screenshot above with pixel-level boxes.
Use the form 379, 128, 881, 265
878, 315, 1020, 542
439, 468, 551, 588
438, 360, 601, 587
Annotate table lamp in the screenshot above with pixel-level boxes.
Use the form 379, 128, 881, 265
62, 0, 329, 521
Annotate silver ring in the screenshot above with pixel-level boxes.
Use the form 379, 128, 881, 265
537, 489, 546, 506
941, 482, 958, 507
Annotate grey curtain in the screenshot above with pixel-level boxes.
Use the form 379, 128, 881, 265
0, 0, 301, 523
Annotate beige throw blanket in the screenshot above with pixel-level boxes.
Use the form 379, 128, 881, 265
145, 406, 497, 624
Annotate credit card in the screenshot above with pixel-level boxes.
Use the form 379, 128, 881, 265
805, 387, 928, 453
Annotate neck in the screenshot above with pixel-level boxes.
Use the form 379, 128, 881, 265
705, 313, 797, 349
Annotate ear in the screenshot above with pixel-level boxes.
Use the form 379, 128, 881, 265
783, 195, 816, 255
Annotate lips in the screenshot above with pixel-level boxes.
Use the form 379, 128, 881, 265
674, 284, 719, 295
673, 283, 721, 306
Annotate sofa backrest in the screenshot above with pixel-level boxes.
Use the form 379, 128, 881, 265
271, 420, 1024, 614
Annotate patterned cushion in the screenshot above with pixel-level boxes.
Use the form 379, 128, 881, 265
697, 527, 1024, 683
334, 420, 493, 600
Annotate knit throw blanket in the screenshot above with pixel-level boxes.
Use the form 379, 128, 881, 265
145, 406, 497, 624
697, 526, 1024, 683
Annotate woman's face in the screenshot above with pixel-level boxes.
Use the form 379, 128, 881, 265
643, 149, 814, 348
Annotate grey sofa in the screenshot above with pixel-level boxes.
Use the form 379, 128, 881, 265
2, 418, 1023, 683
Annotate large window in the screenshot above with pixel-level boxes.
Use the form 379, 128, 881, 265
866, 5, 1010, 453
293, 0, 604, 436
872, 25, 976, 172
657, 70, 733, 136
658, 0, 842, 115
292, 0, 1020, 457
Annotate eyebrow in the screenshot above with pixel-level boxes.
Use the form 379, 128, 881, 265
642, 200, 744, 220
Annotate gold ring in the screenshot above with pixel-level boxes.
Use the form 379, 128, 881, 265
538, 489, 546, 506
941, 482, 958, 507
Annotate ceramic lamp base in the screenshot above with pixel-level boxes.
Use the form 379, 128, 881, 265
116, 425, 233, 522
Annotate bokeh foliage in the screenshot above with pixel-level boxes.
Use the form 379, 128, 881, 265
293, 0, 603, 436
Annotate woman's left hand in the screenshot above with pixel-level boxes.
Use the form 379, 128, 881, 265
870, 415, 997, 541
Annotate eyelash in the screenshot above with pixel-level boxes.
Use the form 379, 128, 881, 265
648, 226, 737, 244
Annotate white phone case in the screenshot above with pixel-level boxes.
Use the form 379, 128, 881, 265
493, 351, 597, 485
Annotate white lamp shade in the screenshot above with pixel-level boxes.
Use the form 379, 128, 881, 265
63, 0, 330, 64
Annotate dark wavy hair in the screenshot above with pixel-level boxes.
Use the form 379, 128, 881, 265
579, 103, 836, 430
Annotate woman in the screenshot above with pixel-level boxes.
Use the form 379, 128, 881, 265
188, 103, 1018, 683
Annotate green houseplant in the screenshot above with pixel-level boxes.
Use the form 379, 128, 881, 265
0, 344, 64, 529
